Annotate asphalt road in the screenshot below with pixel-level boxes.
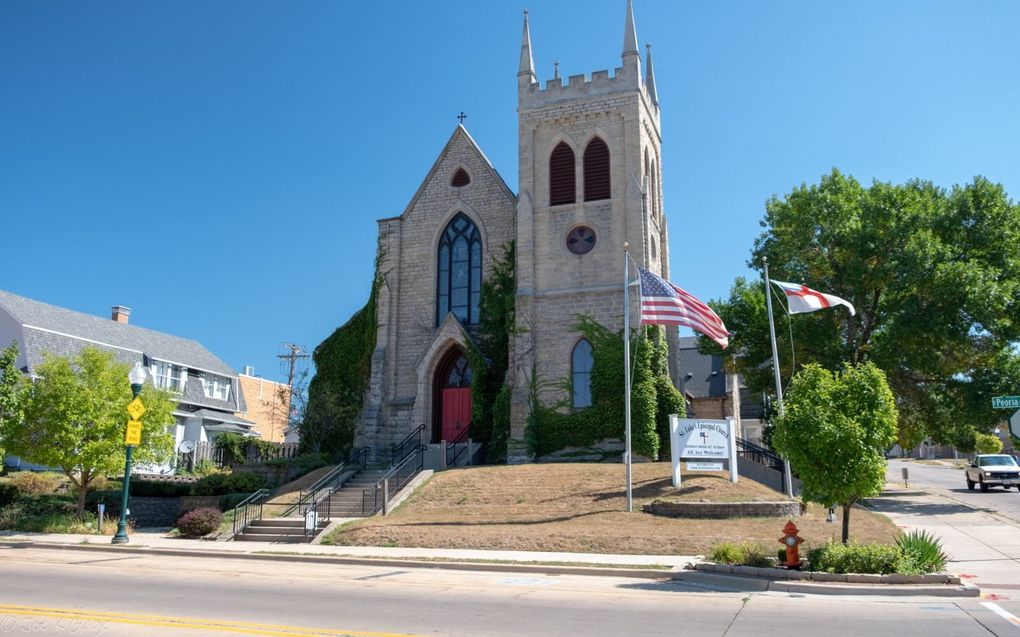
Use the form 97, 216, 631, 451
888, 459, 1020, 524
3, 546, 1020, 636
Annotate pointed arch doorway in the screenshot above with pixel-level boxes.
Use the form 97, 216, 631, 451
432, 347, 472, 444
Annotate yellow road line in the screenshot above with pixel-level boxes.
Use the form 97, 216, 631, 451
0, 605, 421, 637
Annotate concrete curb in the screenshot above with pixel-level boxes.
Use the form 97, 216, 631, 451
0, 540, 672, 580
671, 570, 980, 597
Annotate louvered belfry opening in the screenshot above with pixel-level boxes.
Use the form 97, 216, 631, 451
583, 137, 610, 201
549, 142, 576, 206
451, 168, 471, 187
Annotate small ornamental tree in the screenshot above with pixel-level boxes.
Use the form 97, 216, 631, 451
4, 347, 177, 516
974, 432, 1004, 455
0, 342, 26, 466
773, 362, 898, 543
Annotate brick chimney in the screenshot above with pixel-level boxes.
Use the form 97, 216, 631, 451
111, 305, 132, 324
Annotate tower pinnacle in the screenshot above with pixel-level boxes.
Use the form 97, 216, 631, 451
518, 10, 536, 83
622, 0, 639, 59
645, 43, 658, 105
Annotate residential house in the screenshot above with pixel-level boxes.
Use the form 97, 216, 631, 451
237, 367, 291, 443
0, 290, 255, 471
675, 336, 767, 446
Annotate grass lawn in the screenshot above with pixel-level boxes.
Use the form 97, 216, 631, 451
322, 463, 899, 555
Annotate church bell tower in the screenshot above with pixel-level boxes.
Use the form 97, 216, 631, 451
508, 1, 673, 462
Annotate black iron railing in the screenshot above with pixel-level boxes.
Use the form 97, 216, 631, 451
231, 488, 270, 537
391, 424, 425, 466
363, 442, 426, 516
736, 437, 784, 471
296, 446, 370, 516
445, 426, 470, 467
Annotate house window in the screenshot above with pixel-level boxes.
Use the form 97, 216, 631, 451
571, 339, 594, 409
436, 213, 482, 326
201, 374, 232, 401
583, 137, 610, 201
152, 360, 184, 392
549, 142, 576, 206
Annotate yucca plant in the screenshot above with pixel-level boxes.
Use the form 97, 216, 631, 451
895, 530, 949, 573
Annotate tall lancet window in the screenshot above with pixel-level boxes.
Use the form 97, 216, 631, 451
571, 339, 594, 409
583, 137, 611, 201
436, 213, 482, 326
549, 142, 576, 206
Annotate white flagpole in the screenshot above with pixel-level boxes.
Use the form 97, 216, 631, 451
623, 242, 633, 512
763, 257, 795, 498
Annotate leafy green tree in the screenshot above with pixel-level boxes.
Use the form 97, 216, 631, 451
703, 170, 1020, 447
0, 342, 26, 466
974, 432, 1004, 454
3, 347, 177, 515
773, 362, 898, 543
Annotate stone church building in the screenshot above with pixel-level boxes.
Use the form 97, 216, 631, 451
356, 1, 677, 463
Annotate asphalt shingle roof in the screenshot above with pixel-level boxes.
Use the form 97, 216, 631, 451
0, 290, 235, 377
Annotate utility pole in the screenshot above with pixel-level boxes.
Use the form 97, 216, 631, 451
278, 343, 309, 389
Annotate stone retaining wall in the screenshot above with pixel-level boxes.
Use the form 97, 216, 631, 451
642, 500, 804, 519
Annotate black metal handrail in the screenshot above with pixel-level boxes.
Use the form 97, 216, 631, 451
736, 437, 784, 471
391, 424, 425, 466
445, 426, 470, 467
363, 443, 426, 516
296, 446, 370, 516
231, 488, 270, 537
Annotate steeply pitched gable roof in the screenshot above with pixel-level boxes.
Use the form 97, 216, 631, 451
0, 289, 236, 377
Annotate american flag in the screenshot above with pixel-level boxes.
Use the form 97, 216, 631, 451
638, 267, 729, 349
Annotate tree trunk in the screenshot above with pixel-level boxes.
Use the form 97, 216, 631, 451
841, 501, 853, 543
75, 480, 88, 518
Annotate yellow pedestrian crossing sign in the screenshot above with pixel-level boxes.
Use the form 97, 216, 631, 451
127, 396, 146, 420
125, 420, 142, 446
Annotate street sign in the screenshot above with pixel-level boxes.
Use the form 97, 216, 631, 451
1010, 410, 1020, 440
124, 419, 142, 446
127, 396, 146, 420
992, 396, 1020, 410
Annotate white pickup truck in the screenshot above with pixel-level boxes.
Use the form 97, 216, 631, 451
965, 454, 1020, 492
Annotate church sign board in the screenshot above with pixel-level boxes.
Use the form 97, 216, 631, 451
668, 416, 738, 487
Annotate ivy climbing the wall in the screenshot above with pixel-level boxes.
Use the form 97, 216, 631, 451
526, 317, 682, 460
302, 263, 382, 458
465, 242, 515, 463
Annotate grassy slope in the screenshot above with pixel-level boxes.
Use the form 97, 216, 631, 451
324, 463, 899, 555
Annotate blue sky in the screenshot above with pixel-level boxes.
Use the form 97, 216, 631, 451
2, 1, 1018, 383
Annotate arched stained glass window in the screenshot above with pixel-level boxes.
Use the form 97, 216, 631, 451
571, 339, 593, 409
436, 213, 482, 326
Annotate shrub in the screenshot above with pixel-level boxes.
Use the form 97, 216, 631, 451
809, 541, 900, 574
218, 492, 251, 511
191, 460, 227, 477
8, 471, 63, 496
176, 507, 224, 538
974, 433, 1004, 455
191, 471, 266, 496
708, 541, 776, 568
0, 483, 18, 507
895, 530, 949, 574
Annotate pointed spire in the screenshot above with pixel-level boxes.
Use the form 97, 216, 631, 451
622, 0, 639, 59
645, 43, 658, 105
518, 9, 536, 82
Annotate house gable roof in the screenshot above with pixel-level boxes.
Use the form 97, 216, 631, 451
0, 289, 236, 378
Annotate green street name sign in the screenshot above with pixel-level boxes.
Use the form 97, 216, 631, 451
992, 396, 1020, 409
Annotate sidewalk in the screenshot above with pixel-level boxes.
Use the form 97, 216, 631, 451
868, 483, 1020, 595
0, 529, 694, 570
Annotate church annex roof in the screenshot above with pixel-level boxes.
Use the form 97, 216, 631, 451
383, 125, 516, 223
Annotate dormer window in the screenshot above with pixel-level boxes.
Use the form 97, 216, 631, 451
202, 374, 232, 401
152, 360, 185, 393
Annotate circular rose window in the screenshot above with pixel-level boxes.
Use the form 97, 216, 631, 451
566, 226, 596, 255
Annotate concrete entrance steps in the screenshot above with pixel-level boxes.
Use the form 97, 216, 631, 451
321, 469, 390, 517
234, 518, 328, 543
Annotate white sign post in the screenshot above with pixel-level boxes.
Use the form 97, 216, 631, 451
669, 415, 738, 488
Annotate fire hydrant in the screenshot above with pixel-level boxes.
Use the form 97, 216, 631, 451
779, 520, 804, 568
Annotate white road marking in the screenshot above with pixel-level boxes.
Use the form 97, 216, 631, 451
982, 601, 1020, 628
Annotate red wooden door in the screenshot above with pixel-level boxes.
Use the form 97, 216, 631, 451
441, 387, 472, 442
